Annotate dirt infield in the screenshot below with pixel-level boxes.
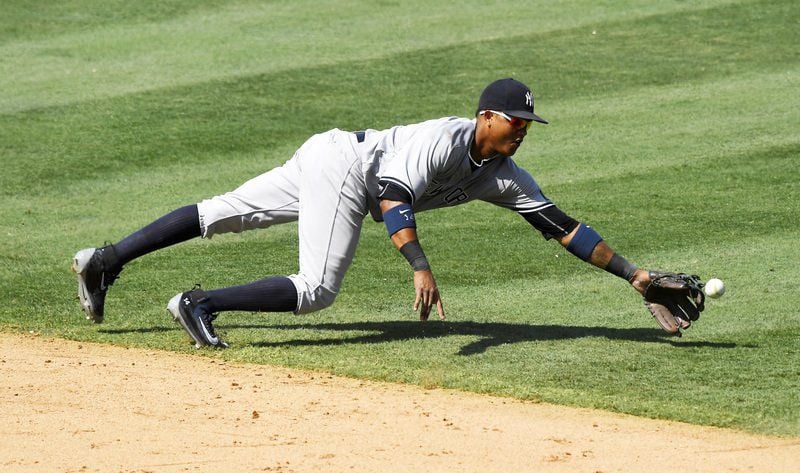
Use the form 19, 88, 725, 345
2, 333, 798, 472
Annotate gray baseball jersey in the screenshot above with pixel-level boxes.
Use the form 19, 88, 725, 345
358, 116, 552, 219
197, 117, 555, 314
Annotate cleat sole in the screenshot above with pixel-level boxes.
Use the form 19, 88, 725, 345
72, 248, 103, 323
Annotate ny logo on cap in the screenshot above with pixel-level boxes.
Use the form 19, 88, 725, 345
525, 91, 533, 108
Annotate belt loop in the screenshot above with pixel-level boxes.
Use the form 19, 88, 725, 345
355, 131, 365, 143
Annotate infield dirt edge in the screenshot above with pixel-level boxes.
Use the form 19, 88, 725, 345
2, 332, 798, 472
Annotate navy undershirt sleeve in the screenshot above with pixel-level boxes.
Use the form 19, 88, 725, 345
378, 179, 413, 203
520, 205, 580, 240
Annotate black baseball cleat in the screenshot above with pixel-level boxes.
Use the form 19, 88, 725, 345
71, 246, 120, 323
167, 287, 228, 349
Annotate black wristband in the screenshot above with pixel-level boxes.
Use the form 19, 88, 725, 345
605, 253, 638, 281
399, 240, 430, 272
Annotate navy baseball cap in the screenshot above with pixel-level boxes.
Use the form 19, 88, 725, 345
477, 78, 548, 124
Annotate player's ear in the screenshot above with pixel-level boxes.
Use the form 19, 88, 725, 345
482, 110, 494, 127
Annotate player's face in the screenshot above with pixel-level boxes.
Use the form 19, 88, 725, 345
484, 110, 531, 157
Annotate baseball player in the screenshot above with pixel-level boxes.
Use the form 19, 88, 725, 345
72, 78, 705, 348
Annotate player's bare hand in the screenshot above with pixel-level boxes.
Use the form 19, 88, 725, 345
413, 270, 445, 321
630, 269, 651, 296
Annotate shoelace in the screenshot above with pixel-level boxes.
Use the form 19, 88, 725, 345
98, 244, 121, 286
188, 284, 220, 339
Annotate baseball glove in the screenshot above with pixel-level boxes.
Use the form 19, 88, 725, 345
643, 271, 705, 336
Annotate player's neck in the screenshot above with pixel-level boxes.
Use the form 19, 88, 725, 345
471, 128, 499, 161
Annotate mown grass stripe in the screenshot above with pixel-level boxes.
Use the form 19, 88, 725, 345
2, 0, 796, 196
1, 0, 748, 113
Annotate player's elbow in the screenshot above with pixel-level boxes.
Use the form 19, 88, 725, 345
555, 225, 580, 247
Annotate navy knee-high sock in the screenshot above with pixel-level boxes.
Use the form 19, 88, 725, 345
204, 277, 298, 313
105, 205, 201, 272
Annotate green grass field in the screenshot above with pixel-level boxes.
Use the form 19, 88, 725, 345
2, 0, 798, 436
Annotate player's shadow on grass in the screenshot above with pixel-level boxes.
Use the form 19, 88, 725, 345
99, 326, 176, 334
239, 321, 741, 355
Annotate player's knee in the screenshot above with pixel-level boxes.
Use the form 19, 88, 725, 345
295, 284, 338, 314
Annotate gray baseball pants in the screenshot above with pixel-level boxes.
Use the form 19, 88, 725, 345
196, 130, 368, 314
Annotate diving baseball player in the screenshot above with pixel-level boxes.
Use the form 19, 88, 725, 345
72, 78, 705, 348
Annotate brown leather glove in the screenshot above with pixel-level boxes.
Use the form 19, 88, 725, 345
643, 271, 705, 337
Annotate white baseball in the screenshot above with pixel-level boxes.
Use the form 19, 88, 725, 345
704, 278, 725, 298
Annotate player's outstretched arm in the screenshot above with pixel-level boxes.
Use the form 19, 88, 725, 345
554, 223, 645, 293
380, 199, 445, 321
554, 221, 706, 336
